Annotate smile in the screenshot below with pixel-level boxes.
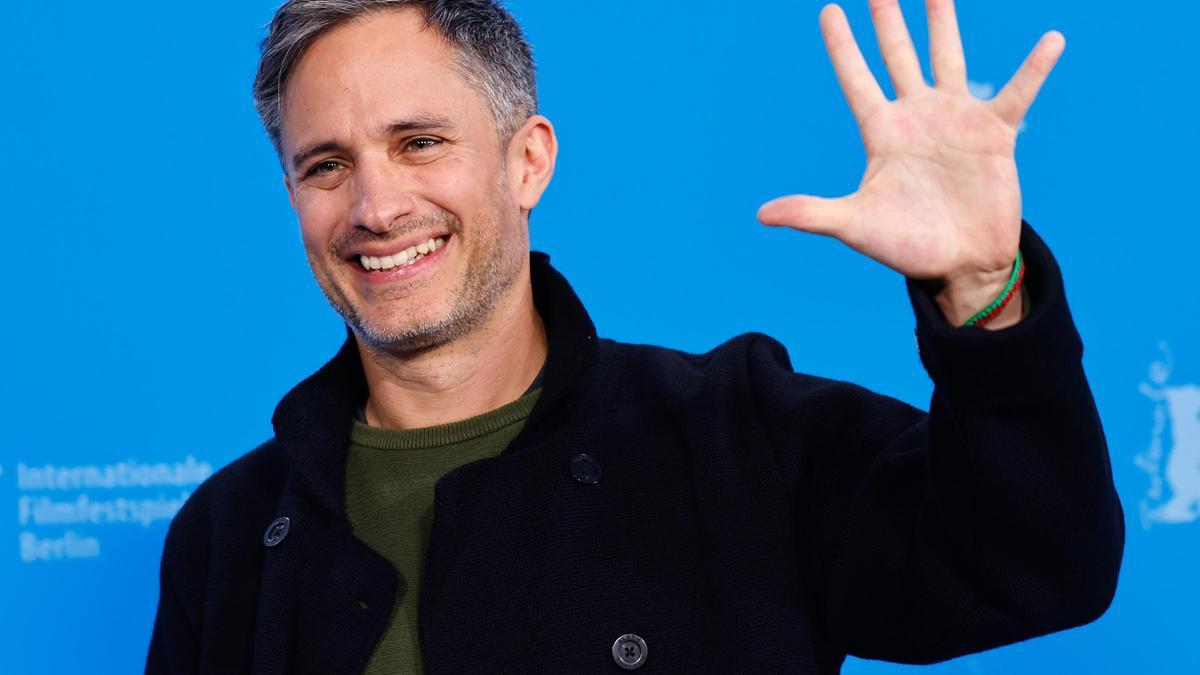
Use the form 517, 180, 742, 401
358, 236, 448, 271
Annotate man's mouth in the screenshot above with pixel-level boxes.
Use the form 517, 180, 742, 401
354, 235, 449, 272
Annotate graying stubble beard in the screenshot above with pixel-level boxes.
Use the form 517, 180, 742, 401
320, 171, 528, 359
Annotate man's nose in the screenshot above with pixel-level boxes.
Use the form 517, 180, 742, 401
349, 159, 417, 233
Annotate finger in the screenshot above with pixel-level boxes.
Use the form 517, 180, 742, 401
819, 4, 888, 124
990, 31, 1066, 128
926, 0, 967, 92
757, 194, 855, 238
869, 0, 927, 96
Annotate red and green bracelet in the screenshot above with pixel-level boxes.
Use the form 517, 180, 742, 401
962, 250, 1025, 328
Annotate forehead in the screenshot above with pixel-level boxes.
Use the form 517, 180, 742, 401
280, 8, 483, 150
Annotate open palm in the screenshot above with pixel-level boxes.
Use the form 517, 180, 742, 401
758, 0, 1065, 290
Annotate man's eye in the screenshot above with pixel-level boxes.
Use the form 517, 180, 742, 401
306, 160, 340, 177
407, 137, 442, 151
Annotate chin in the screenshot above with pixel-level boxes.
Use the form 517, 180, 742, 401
351, 307, 464, 355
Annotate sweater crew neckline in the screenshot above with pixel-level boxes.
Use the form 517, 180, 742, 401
350, 387, 542, 451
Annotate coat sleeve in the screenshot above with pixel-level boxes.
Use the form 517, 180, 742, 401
748, 220, 1125, 664
146, 506, 204, 673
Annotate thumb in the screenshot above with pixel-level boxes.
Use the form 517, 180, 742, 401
756, 194, 853, 236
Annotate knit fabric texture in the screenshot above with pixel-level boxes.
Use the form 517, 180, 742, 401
345, 386, 541, 674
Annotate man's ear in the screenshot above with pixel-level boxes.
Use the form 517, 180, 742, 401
506, 115, 558, 213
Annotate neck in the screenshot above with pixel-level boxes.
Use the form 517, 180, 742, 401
355, 267, 547, 430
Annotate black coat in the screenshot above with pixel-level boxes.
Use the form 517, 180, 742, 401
146, 221, 1123, 674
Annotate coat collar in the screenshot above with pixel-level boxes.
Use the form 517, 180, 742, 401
270, 250, 599, 519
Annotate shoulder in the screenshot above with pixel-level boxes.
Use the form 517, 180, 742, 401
595, 331, 921, 435
592, 332, 852, 421
597, 330, 827, 388
186, 437, 290, 518
598, 330, 776, 365
160, 438, 291, 564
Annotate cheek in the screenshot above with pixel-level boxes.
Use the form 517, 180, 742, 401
426, 154, 508, 212
295, 191, 349, 251
421, 165, 472, 209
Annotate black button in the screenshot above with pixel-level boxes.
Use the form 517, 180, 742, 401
570, 453, 601, 484
611, 633, 647, 670
263, 516, 290, 547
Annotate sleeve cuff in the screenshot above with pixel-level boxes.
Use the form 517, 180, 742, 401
904, 220, 1085, 409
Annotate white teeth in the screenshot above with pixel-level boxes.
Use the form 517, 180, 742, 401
357, 236, 447, 271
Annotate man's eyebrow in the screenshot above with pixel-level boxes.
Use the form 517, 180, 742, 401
383, 114, 455, 135
290, 115, 457, 173
291, 141, 345, 174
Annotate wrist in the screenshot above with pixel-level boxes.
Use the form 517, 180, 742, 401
934, 252, 1025, 328
976, 284, 1026, 330
934, 273, 1008, 326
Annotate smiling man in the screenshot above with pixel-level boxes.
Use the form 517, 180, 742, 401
279, 6, 551, 431
147, 1, 1124, 673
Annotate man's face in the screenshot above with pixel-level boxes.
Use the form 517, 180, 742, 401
280, 8, 529, 354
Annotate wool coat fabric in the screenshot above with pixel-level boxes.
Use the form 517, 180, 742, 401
146, 220, 1124, 674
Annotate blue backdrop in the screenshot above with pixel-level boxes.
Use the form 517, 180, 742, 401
2, 1, 1195, 672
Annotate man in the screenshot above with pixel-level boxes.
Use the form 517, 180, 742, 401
147, 0, 1124, 672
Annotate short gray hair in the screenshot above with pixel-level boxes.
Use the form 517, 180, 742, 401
252, 0, 538, 162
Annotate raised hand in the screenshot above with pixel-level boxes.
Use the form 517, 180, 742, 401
757, 0, 1064, 327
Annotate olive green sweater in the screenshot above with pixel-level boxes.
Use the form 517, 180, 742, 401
343, 387, 542, 674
